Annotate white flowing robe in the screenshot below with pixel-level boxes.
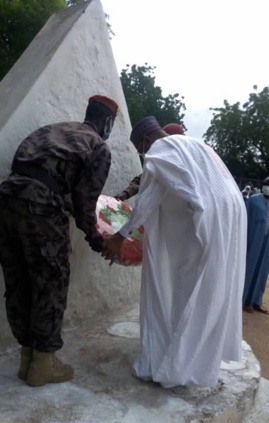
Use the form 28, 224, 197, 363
120, 135, 247, 387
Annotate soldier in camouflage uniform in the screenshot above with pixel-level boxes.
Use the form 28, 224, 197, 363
0, 95, 119, 387
115, 123, 184, 201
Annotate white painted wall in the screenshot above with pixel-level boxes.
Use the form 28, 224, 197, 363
0, 0, 142, 341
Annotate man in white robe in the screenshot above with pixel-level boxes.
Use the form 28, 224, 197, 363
103, 116, 247, 387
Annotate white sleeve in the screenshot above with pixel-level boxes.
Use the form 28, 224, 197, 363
119, 168, 168, 238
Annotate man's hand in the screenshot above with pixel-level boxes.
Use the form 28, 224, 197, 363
86, 235, 104, 253
114, 191, 129, 201
102, 232, 125, 265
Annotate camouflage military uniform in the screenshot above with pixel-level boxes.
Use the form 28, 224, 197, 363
123, 174, 142, 198
0, 121, 111, 352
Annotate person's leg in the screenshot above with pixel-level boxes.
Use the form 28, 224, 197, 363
25, 208, 70, 352
29, 230, 71, 352
2, 241, 33, 380
251, 236, 269, 314
20, 203, 73, 386
243, 236, 268, 311
0, 202, 32, 347
0, 199, 33, 380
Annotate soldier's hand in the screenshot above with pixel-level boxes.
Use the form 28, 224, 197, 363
86, 235, 104, 253
114, 191, 129, 201
102, 233, 125, 265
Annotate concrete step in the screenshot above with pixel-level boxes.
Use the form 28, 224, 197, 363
243, 377, 269, 422
0, 305, 261, 423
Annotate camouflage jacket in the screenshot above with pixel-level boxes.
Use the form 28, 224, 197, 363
0, 122, 111, 249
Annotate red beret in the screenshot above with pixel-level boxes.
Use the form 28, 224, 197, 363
162, 123, 184, 135
88, 95, 119, 115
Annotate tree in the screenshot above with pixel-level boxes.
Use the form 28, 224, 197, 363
0, 0, 67, 81
120, 64, 186, 128
0, 0, 113, 82
65, 0, 85, 4
204, 86, 269, 180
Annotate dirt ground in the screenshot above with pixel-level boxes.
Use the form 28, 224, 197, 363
243, 279, 269, 379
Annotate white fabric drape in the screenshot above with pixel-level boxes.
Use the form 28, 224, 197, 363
120, 135, 247, 387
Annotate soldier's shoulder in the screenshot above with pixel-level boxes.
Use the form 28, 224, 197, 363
47, 121, 84, 130
35, 121, 85, 130
55, 121, 99, 136
24, 121, 74, 137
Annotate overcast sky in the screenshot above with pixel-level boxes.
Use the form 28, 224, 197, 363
100, 0, 269, 138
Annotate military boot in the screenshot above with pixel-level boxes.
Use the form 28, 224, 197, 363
26, 349, 74, 387
18, 346, 32, 380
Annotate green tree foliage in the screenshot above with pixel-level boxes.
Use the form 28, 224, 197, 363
121, 64, 186, 128
0, 0, 113, 82
0, 0, 68, 81
204, 86, 269, 180
65, 0, 85, 5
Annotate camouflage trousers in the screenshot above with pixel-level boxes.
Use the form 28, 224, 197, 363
0, 196, 70, 352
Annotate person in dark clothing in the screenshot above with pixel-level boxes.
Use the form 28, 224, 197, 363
0, 95, 119, 387
115, 123, 184, 200
243, 177, 269, 315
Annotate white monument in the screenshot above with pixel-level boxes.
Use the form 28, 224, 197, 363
0, 4, 263, 422
0, 0, 142, 341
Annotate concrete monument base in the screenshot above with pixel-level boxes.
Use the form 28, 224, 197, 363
0, 304, 261, 423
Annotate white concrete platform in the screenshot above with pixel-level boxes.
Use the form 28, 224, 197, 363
0, 305, 262, 423
243, 377, 269, 422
